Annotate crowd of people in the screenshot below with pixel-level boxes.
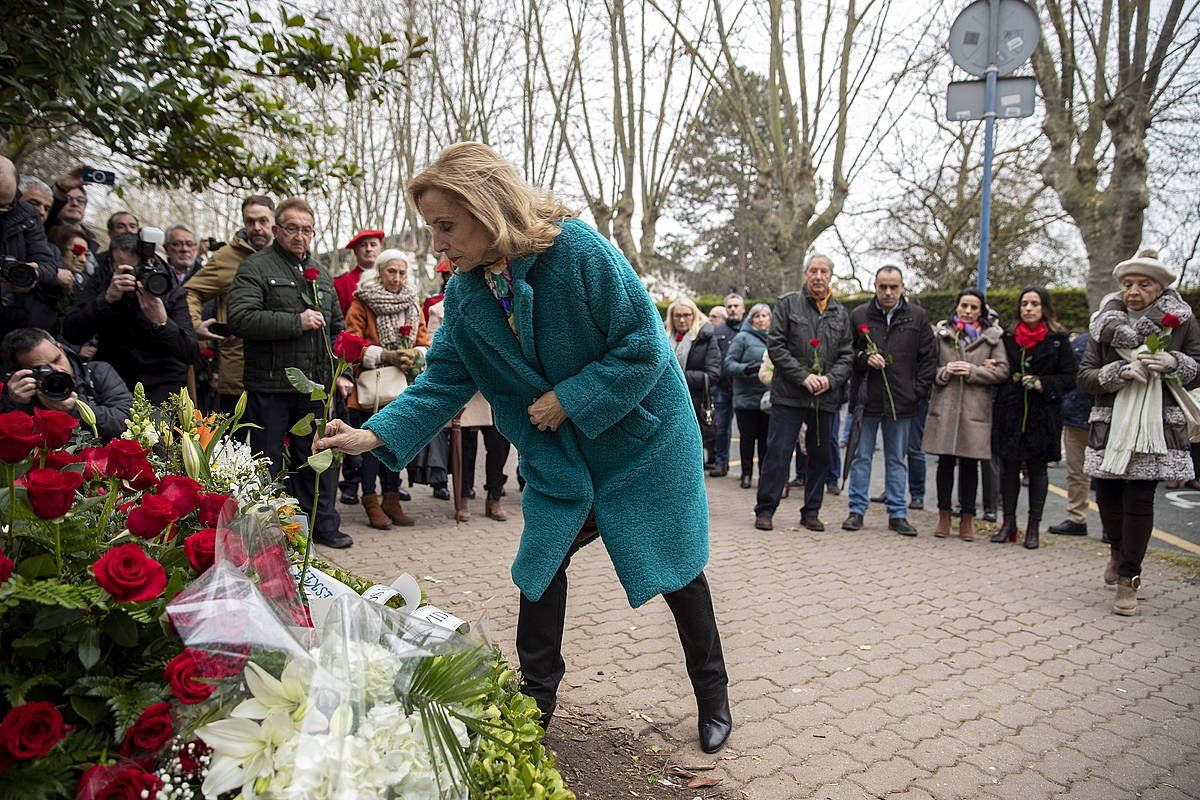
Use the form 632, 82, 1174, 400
3, 150, 1199, 621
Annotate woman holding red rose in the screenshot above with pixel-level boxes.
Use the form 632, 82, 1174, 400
343, 250, 431, 529
989, 287, 1077, 549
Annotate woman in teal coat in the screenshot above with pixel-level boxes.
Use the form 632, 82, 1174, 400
315, 143, 732, 753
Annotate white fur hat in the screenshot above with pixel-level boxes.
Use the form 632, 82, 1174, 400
1113, 248, 1176, 287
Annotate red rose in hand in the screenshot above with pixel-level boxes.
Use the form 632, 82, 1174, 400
125, 494, 178, 539
118, 702, 173, 766
332, 331, 370, 362
0, 701, 68, 760
92, 544, 167, 603
164, 651, 215, 704
76, 763, 162, 800
1162, 312, 1182, 329
399, 324, 413, 337
857, 323, 870, 334
199, 347, 215, 360
24, 467, 84, 519
41, 449, 81, 471
155, 475, 202, 517
0, 547, 13, 584
0, 411, 41, 463
303, 267, 320, 282
183, 528, 218, 572
955, 319, 967, 331
809, 338, 821, 348
197, 492, 236, 527
33, 408, 79, 449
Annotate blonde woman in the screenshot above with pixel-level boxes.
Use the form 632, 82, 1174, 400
666, 297, 722, 457
315, 142, 732, 753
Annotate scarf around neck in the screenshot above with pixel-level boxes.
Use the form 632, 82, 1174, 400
355, 280, 420, 350
952, 313, 981, 342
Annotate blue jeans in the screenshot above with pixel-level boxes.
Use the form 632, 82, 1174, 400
711, 386, 733, 467
848, 415, 911, 518
908, 399, 929, 503
828, 408, 843, 483
755, 404, 835, 517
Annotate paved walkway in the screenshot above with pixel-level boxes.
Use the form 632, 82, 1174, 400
325, 461, 1200, 800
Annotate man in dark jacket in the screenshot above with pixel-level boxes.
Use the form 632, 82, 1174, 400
842, 266, 936, 535
227, 197, 352, 549
62, 232, 198, 403
1, 156, 69, 341
1, 327, 133, 440
1049, 331, 1093, 536
754, 254, 853, 531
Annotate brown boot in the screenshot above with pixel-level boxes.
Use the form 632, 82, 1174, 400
1113, 576, 1140, 616
361, 494, 392, 530
1104, 550, 1120, 586
958, 513, 975, 541
485, 496, 508, 521
381, 491, 415, 526
934, 510, 951, 538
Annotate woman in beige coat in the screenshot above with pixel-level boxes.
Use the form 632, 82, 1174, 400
922, 289, 1010, 540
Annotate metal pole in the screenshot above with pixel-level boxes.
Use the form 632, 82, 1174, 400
976, 0, 1001, 294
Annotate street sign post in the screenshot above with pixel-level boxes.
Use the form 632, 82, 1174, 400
947, 0, 1041, 293
947, 76, 1036, 121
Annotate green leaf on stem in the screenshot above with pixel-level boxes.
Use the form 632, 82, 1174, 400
103, 611, 139, 648
70, 695, 108, 726
290, 413, 315, 436
306, 449, 334, 474
78, 629, 101, 669
285, 367, 322, 395
17, 554, 58, 580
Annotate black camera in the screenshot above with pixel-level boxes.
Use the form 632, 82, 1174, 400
0, 255, 37, 291
30, 365, 76, 401
81, 166, 117, 186
133, 227, 172, 297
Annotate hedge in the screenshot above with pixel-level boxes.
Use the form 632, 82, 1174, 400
657, 289, 1200, 331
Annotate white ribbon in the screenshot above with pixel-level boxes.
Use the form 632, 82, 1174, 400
1101, 346, 1167, 475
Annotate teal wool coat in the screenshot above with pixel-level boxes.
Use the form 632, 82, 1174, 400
362, 219, 709, 607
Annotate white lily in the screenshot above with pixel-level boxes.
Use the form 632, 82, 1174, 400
198, 709, 294, 799
232, 659, 313, 722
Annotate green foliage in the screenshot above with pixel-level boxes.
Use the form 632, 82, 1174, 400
71, 676, 167, 741
0, 729, 107, 800
0, 0, 425, 192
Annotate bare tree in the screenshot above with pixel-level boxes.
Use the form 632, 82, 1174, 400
1030, 0, 1200, 308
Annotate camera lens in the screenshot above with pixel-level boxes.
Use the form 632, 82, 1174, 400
2, 260, 37, 291
143, 270, 172, 297
37, 369, 75, 401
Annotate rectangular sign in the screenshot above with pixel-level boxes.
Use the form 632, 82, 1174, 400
946, 76, 1037, 121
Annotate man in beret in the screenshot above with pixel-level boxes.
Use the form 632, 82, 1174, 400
334, 228, 385, 314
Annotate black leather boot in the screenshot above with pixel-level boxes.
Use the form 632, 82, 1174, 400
1023, 518, 1040, 550
697, 689, 733, 753
990, 517, 1018, 543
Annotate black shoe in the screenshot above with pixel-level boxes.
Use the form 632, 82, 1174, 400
697, 691, 733, 754
740, 474, 753, 489
395, 488, 411, 502
313, 529, 353, 549
465, 487, 476, 500
754, 514, 773, 531
432, 486, 450, 501
709, 467, 728, 477
825, 483, 841, 496
982, 511, 998, 523
908, 499, 924, 511
842, 513, 864, 531
789, 477, 805, 487
801, 515, 825, 532
1049, 520, 1088, 536
889, 517, 918, 536
339, 488, 359, 506
870, 494, 886, 504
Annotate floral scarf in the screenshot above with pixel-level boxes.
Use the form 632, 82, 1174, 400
355, 280, 420, 350
951, 313, 981, 342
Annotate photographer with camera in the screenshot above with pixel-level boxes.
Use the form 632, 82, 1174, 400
1, 156, 68, 342
1, 327, 132, 440
62, 230, 198, 403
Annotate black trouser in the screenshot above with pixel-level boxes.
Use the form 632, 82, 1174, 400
937, 455, 978, 515
348, 408, 398, 495
517, 540, 728, 713
1001, 458, 1049, 521
1095, 479, 1157, 578
460, 426, 511, 501
248, 392, 341, 537
755, 404, 834, 517
734, 408, 770, 479
981, 455, 1000, 514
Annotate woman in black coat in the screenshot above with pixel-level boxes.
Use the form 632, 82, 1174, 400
666, 298, 722, 457
990, 287, 1077, 549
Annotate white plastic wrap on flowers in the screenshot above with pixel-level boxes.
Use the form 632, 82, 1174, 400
166, 514, 493, 800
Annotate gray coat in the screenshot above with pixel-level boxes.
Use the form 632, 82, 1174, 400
766, 288, 853, 410
922, 320, 1010, 460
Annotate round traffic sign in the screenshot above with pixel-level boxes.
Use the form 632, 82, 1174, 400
949, 0, 1041, 77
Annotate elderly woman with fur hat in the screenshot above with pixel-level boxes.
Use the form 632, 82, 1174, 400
1078, 249, 1200, 616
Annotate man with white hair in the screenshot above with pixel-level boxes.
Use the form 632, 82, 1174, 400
165, 223, 202, 284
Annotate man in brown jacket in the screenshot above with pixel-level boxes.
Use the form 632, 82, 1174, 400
185, 196, 274, 412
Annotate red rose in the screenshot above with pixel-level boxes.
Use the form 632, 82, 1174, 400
80, 447, 109, 479
125, 494, 179, 539
163, 651, 215, 704
252, 543, 290, 580
41, 449, 81, 471
217, 528, 248, 567
103, 440, 151, 480
0, 701, 68, 761
0, 547, 12, 584
303, 267, 320, 282
155, 475, 202, 517
196, 492, 236, 527
176, 739, 211, 775
189, 647, 248, 680
0, 411, 41, 463
955, 319, 967, 331
857, 323, 870, 334
76, 763, 162, 800
399, 324, 413, 337
23, 467, 84, 519
33, 408, 79, 450
92, 544, 167, 603
288, 602, 314, 628
199, 347, 215, 360
258, 572, 297, 604
118, 703, 173, 766
184, 528, 218, 572
1162, 313, 1182, 329
809, 338, 821, 348
332, 331, 370, 363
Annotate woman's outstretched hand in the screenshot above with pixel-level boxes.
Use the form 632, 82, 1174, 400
313, 419, 383, 456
